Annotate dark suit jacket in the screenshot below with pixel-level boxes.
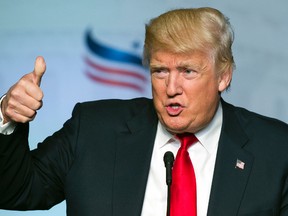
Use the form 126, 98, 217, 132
0, 98, 288, 216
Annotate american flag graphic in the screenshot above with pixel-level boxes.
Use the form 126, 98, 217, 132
84, 30, 149, 93
235, 159, 245, 170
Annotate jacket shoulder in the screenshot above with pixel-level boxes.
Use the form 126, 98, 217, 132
71, 97, 154, 123
222, 99, 288, 136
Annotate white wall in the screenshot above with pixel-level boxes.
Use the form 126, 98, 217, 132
0, 0, 287, 215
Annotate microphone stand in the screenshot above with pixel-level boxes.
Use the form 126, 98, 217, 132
167, 184, 171, 216
164, 151, 174, 216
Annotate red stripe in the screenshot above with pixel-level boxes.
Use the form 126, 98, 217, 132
86, 71, 144, 92
85, 56, 147, 82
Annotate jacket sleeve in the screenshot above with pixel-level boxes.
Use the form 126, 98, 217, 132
0, 123, 52, 210
0, 103, 82, 211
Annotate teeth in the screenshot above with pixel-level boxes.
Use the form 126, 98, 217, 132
171, 105, 180, 109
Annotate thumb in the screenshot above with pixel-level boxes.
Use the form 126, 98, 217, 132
33, 56, 46, 86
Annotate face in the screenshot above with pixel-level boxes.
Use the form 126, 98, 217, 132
150, 50, 231, 134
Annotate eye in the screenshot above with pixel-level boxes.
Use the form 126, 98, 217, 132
184, 69, 194, 74
181, 68, 197, 79
151, 67, 168, 79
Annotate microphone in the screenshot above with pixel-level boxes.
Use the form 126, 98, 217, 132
164, 151, 174, 216
164, 151, 174, 185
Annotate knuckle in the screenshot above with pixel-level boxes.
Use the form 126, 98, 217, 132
10, 89, 22, 100
6, 99, 16, 110
18, 78, 28, 86
5, 109, 16, 120
5, 108, 13, 117
36, 89, 44, 101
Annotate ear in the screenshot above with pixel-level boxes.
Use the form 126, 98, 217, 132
218, 68, 233, 92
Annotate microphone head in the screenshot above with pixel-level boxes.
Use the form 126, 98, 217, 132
164, 151, 174, 167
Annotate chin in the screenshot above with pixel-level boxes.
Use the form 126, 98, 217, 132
163, 122, 188, 134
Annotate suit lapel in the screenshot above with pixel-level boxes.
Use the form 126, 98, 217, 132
112, 102, 158, 216
207, 101, 254, 216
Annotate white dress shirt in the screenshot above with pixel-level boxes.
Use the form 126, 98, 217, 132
141, 103, 222, 216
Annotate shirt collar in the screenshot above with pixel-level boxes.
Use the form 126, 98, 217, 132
156, 102, 223, 154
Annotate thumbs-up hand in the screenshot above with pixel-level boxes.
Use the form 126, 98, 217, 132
1, 56, 46, 124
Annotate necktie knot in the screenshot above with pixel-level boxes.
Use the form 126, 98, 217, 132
176, 133, 198, 150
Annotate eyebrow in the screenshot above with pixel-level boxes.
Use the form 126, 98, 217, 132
149, 59, 208, 71
149, 64, 168, 70
179, 60, 210, 71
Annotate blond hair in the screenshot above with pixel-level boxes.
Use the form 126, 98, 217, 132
143, 7, 235, 75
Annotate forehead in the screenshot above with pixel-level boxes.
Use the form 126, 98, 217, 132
150, 50, 214, 68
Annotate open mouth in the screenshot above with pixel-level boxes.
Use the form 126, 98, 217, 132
166, 103, 183, 116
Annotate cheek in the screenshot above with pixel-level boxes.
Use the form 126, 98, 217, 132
152, 79, 166, 96
152, 83, 164, 110
186, 81, 219, 110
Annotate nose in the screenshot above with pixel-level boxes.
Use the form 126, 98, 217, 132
166, 72, 183, 97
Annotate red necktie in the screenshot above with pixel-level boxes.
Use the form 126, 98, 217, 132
170, 133, 198, 216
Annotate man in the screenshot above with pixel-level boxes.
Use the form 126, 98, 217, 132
1, 7, 288, 216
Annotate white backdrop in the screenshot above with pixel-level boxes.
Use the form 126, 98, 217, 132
1, 0, 288, 215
